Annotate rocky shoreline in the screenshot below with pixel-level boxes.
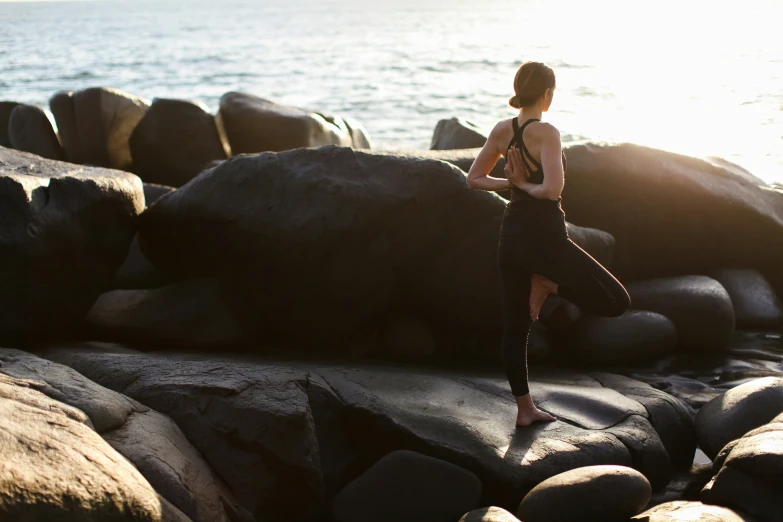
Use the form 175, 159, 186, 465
1, 87, 782, 521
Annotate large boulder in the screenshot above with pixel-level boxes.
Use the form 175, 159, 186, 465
625, 276, 735, 352
332, 450, 482, 522
138, 146, 615, 350
701, 413, 783, 521
0, 101, 20, 147
430, 117, 488, 150
50, 87, 150, 169
0, 348, 248, 522
0, 146, 144, 343
516, 465, 651, 522
129, 98, 228, 187
707, 269, 783, 329
695, 377, 783, 459
0, 372, 191, 521
84, 279, 250, 349
631, 501, 754, 522
217, 92, 360, 153
43, 350, 695, 513
560, 143, 783, 293
459, 507, 520, 522
8, 104, 66, 160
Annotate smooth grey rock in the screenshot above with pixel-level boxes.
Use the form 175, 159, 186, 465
516, 465, 651, 522
49, 87, 149, 169
560, 143, 783, 295
632, 501, 753, 522
129, 98, 228, 187
0, 146, 144, 343
459, 506, 520, 522
0, 372, 191, 522
626, 276, 735, 352
695, 377, 783, 459
431, 117, 488, 150
332, 450, 482, 522
8, 104, 65, 160
707, 269, 783, 330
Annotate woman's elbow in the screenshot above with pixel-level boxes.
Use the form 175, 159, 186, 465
466, 176, 479, 190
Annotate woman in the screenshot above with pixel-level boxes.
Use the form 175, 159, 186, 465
466, 61, 631, 427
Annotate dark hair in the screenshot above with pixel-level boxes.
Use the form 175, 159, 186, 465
508, 61, 556, 108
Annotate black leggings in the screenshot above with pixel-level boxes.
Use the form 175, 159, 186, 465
497, 196, 631, 396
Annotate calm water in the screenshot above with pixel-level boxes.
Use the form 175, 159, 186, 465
1, 0, 782, 183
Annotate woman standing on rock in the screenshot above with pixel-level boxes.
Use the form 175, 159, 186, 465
467, 61, 631, 427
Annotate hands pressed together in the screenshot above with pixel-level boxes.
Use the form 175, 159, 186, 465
504, 145, 529, 189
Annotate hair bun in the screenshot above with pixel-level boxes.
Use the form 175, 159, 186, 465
508, 94, 522, 109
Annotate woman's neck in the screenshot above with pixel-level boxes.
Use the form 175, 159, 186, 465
519, 106, 543, 121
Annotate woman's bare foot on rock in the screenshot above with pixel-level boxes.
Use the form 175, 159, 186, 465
514, 393, 557, 427
529, 274, 558, 321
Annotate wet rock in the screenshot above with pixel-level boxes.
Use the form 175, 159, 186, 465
84, 279, 249, 349
332, 450, 482, 522
217, 92, 362, 153
701, 414, 783, 521
626, 276, 735, 352
431, 117, 488, 150
562, 310, 677, 366
0, 372, 191, 521
460, 507, 520, 522
632, 501, 753, 522
0, 146, 144, 343
43, 350, 693, 513
516, 465, 651, 522
707, 269, 783, 330
560, 143, 783, 292
50, 87, 150, 169
0, 101, 20, 147
695, 377, 783, 459
129, 98, 228, 187
8, 103, 66, 160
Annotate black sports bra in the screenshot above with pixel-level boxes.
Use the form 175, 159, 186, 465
506, 117, 567, 185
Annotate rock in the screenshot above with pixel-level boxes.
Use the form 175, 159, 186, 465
332, 450, 482, 522
632, 501, 753, 522
564, 223, 616, 267
695, 377, 783, 459
138, 146, 616, 350
460, 507, 520, 522
43, 350, 694, 512
0, 348, 247, 522
378, 315, 436, 361
626, 276, 735, 352
84, 279, 250, 349
707, 269, 783, 329
217, 92, 357, 153
516, 465, 651, 522
561, 310, 677, 366
112, 183, 174, 289
129, 98, 228, 187
0, 372, 192, 521
560, 143, 783, 293
7, 104, 66, 160
646, 464, 714, 507
0, 146, 144, 343
49, 87, 150, 169
431, 117, 488, 150
701, 415, 783, 521
0, 101, 20, 147
342, 116, 372, 149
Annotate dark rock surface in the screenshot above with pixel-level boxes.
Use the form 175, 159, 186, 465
646, 464, 714, 508
332, 449, 482, 522
632, 501, 754, 522
0, 146, 144, 343
0, 371, 191, 521
41, 349, 695, 514
217, 92, 357, 154
49, 87, 149, 169
459, 507, 520, 522
626, 276, 735, 353
516, 465, 651, 522
431, 117, 488, 150
85, 279, 250, 349
695, 376, 783, 459
8, 104, 66, 160
707, 269, 783, 330
0, 101, 20, 147
129, 98, 228, 187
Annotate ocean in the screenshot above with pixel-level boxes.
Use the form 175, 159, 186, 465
1, 0, 781, 183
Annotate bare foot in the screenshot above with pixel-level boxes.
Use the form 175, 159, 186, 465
529, 274, 557, 321
514, 393, 557, 427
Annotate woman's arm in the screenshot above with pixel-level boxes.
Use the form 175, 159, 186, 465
509, 124, 565, 201
466, 122, 513, 191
